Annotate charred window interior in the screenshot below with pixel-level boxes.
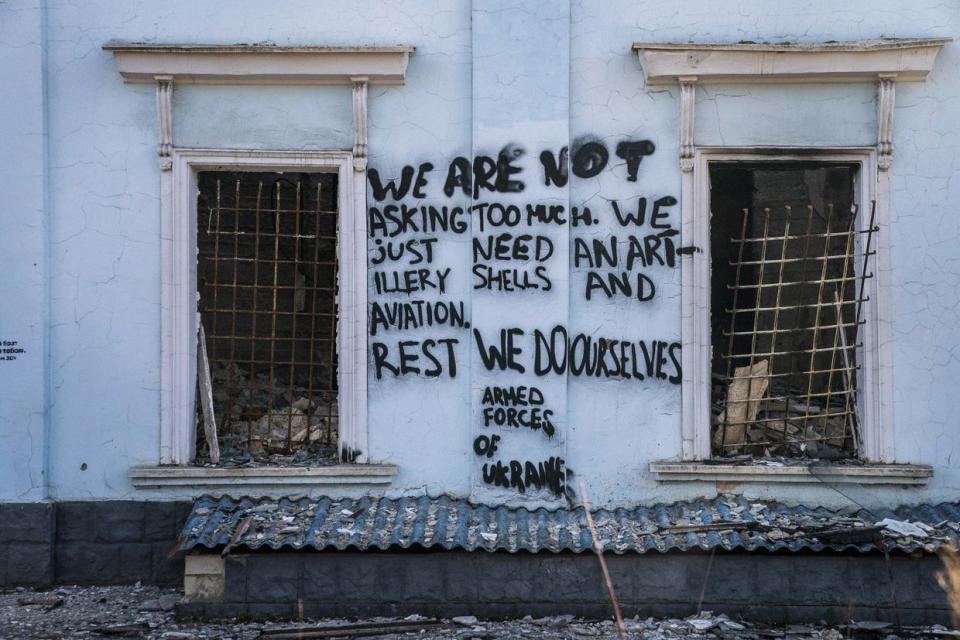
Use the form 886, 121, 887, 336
195, 171, 340, 465
710, 162, 876, 460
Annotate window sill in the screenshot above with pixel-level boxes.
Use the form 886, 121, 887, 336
129, 464, 397, 495
650, 462, 932, 486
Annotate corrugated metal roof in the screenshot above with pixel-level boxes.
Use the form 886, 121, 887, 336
177, 495, 960, 555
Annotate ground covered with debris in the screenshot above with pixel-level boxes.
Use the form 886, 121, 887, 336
2, 585, 958, 640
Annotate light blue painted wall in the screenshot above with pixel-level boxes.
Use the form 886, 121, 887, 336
0, 0, 48, 501
1, 0, 957, 509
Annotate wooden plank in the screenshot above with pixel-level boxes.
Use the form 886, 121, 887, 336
197, 324, 220, 464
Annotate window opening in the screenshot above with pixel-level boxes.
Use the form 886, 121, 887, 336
195, 171, 340, 465
709, 163, 876, 460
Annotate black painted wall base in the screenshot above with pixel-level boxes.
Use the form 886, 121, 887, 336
180, 550, 951, 626
0, 501, 191, 587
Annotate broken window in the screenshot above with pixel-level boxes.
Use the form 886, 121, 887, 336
195, 171, 340, 464
710, 163, 876, 460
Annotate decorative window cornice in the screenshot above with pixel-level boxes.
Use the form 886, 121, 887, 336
633, 38, 950, 85
103, 42, 414, 85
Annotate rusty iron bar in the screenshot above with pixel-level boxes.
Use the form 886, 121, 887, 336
819, 208, 859, 450
720, 207, 752, 452
767, 205, 793, 443
845, 200, 879, 454
713, 201, 877, 458
196, 173, 339, 460
722, 319, 864, 337
729, 228, 876, 244
716, 366, 861, 380
724, 274, 870, 289
724, 342, 864, 359
729, 251, 875, 267
723, 297, 868, 314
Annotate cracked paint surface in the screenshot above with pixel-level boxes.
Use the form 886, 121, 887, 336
0, 0, 957, 509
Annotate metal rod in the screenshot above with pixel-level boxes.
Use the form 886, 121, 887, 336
729, 227, 878, 244
720, 208, 752, 449
718, 367, 861, 381
724, 297, 868, 314
801, 205, 835, 437
768, 205, 792, 443
848, 200, 878, 454
725, 273, 871, 289
820, 208, 858, 448
722, 320, 864, 337
729, 251, 875, 267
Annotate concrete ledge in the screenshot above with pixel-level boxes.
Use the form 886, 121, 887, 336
176, 550, 951, 625
0, 500, 190, 587
650, 462, 933, 485
129, 465, 398, 495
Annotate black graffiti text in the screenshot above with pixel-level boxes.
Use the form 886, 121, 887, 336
482, 456, 566, 496
372, 338, 458, 379
371, 237, 438, 265
473, 328, 526, 373
532, 325, 681, 384
369, 204, 468, 238
372, 268, 451, 295
369, 300, 468, 336
540, 138, 656, 186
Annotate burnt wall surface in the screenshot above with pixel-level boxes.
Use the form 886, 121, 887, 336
0, 501, 191, 587
181, 550, 950, 625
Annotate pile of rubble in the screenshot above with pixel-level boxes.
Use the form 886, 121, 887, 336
4, 585, 958, 639
198, 362, 339, 463
711, 364, 855, 459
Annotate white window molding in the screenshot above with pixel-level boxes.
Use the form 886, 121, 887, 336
633, 38, 950, 85
685, 147, 888, 461
640, 39, 950, 464
649, 462, 932, 486
129, 464, 397, 497
163, 149, 369, 466
105, 42, 415, 468
103, 43, 413, 85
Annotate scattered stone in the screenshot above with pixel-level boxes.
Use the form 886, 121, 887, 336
17, 595, 64, 608
0, 584, 951, 640
876, 518, 931, 538
158, 593, 180, 611
686, 616, 719, 631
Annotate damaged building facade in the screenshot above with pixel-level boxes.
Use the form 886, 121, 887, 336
2, 0, 960, 622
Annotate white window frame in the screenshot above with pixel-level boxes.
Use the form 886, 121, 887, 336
103, 42, 415, 473
632, 40, 950, 468
681, 147, 893, 462
161, 149, 368, 465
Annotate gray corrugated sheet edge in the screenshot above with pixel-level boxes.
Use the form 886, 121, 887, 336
177, 494, 960, 555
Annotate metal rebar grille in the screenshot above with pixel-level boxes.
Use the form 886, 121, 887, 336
711, 200, 877, 459
195, 171, 339, 464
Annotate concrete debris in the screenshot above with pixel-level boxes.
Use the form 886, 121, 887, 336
198, 361, 340, 466
876, 518, 933, 538
686, 616, 718, 630
179, 495, 960, 559
140, 594, 179, 612
715, 359, 770, 449
16, 594, 64, 608
712, 371, 856, 459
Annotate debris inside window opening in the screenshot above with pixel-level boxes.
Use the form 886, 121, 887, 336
193, 171, 341, 466
709, 163, 876, 460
